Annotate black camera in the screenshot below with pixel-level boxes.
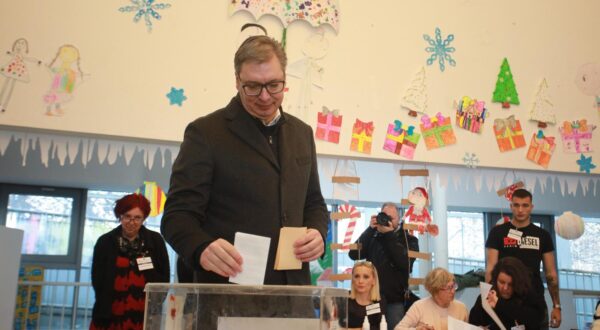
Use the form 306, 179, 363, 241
375, 212, 392, 226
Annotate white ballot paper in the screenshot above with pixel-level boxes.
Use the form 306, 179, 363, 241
480, 282, 507, 330
448, 316, 480, 330
230, 232, 271, 285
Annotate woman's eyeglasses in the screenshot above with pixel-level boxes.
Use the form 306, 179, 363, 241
121, 214, 144, 223
441, 282, 458, 291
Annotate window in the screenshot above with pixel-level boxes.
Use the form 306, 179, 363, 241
569, 217, 600, 272
0, 184, 85, 267
447, 211, 485, 274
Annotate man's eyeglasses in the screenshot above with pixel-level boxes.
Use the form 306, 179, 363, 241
241, 80, 285, 96
441, 282, 458, 291
121, 214, 144, 223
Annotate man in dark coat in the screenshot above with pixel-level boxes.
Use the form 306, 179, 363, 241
161, 35, 328, 286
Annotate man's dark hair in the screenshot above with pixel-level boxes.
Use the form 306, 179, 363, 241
491, 257, 531, 298
511, 188, 533, 202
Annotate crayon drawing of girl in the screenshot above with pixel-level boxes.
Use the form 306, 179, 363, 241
43, 44, 83, 116
0, 38, 41, 113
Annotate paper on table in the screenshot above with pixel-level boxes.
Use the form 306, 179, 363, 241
447, 316, 480, 330
274, 227, 307, 270
480, 282, 507, 330
230, 232, 271, 285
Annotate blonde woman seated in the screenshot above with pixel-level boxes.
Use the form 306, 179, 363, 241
395, 268, 468, 330
339, 261, 386, 330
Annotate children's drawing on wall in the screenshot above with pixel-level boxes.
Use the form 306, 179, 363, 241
287, 31, 329, 122
492, 58, 520, 109
574, 62, 600, 113
43, 45, 84, 116
0, 38, 41, 113
423, 27, 456, 72
529, 78, 556, 128
455, 96, 488, 133
118, 0, 172, 33
400, 67, 429, 118
559, 119, 596, 153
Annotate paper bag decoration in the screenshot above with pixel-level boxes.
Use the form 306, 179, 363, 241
559, 120, 596, 153
455, 96, 488, 133
526, 132, 556, 168
419, 112, 457, 150
136, 181, 166, 216
383, 120, 421, 159
315, 106, 342, 144
493, 115, 526, 152
350, 119, 374, 154
274, 227, 306, 270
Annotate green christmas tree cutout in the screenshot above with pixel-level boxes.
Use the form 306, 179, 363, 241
493, 58, 520, 109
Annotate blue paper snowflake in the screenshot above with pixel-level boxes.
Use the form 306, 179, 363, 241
462, 152, 479, 168
119, 0, 171, 32
576, 154, 596, 174
166, 87, 187, 106
423, 27, 456, 72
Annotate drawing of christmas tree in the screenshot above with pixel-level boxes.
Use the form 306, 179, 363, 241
529, 78, 556, 128
492, 58, 520, 109
401, 67, 428, 117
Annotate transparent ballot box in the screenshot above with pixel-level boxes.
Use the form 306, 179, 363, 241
144, 283, 348, 330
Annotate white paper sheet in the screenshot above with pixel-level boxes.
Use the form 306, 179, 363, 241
230, 232, 271, 285
480, 282, 507, 330
448, 316, 481, 330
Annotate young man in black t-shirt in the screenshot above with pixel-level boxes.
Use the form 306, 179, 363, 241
485, 189, 562, 329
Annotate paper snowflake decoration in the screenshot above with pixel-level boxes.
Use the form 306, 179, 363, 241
462, 152, 479, 168
119, 0, 171, 32
423, 27, 456, 72
576, 154, 596, 174
166, 87, 187, 106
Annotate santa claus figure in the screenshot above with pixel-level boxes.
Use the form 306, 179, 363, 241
403, 187, 438, 236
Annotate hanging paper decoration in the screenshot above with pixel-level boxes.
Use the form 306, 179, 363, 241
136, 181, 166, 217
383, 120, 421, 160
400, 67, 428, 117
455, 96, 488, 133
559, 120, 596, 153
315, 106, 342, 144
462, 152, 479, 168
574, 62, 600, 113
493, 115, 526, 152
497, 181, 524, 201
166, 87, 187, 106
526, 131, 556, 169
419, 112, 457, 150
492, 58, 520, 109
338, 204, 360, 249
423, 27, 456, 72
555, 211, 585, 240
118, 0, 172, 33
350, 119, 374, 154
576, 154, 596, 174
403, 187, 438, 236
529, 79, 556, 128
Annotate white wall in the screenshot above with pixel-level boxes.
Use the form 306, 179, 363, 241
0, 1, 599, 174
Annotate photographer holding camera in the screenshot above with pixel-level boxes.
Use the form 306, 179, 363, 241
349, 202, 419, 330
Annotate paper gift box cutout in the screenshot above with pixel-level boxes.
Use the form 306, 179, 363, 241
383, 120, 421, 159
315, 107, 342, 144
559, 120, 596, 153
493, 115, 526, 152
526, 132, 556, 168
455, 96, 488, 133
350, 119, 374, 154
419, 112, 457, 150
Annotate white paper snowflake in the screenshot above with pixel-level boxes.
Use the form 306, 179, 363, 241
119, 0, 171, 32
463, 152, 479, 168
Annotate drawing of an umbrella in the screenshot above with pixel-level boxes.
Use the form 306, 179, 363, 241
229, 0, 339, 47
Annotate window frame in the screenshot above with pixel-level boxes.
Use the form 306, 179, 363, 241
0, 183, 86, 268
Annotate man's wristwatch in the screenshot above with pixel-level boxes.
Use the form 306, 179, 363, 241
553, 304, 561, 310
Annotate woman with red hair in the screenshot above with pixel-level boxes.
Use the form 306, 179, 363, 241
90, 193, 170, 330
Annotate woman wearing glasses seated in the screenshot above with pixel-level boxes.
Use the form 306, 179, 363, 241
340, 261, 386, 330
395, 267, 468, 330
90, 193, 170, 330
